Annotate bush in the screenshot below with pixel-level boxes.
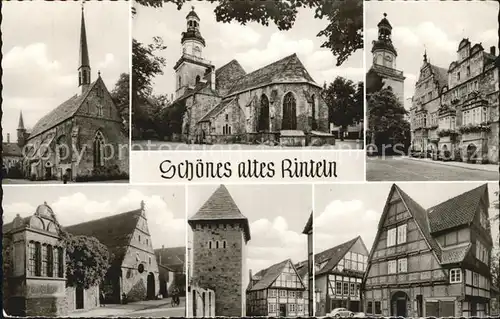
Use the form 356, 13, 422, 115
75, 165, 129, 182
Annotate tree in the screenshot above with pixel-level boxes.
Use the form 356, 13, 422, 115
132, 37, 167, 139
65, 235, 111, 289
323, 77, 361, 141
366, 69, 385, 95
134, 0, 362, 66
111, 73, 130, 135
367, 87, 410, 155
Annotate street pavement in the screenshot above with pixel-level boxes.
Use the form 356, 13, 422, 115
367, 156, 498, 181
67, 297, 185, 317
131, 140, 364, 151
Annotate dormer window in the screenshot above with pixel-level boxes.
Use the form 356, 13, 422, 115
449, 268, 462, 283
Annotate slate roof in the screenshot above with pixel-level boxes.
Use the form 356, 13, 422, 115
249, 259, 305, 292
29, 79, 99, 138
294, 260, 308, 279
2, 143, 22, 157
314, 237, 359, 276
429, 63, 448, 88
188, 185, 251, 241
198, 98, 237, 123
428, 184, 488, 234
154, 246, 185, 273
302, 212, 313, 234
65, 208, 142, 268
214, 59, 246, 85
395, 185, 443, 260
226, 53, 317, 95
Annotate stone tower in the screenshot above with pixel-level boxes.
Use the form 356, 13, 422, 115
78, 4, 91, 94
17, 111, 27, 147
174, 6, 215, 98
188, 185, 251, 316
370, 13, 405, 104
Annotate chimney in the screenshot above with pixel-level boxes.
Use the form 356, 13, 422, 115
249, 269, 252, 283
211, 67, 216, 90
7, 133, 10, 143
490, 46, 496, 56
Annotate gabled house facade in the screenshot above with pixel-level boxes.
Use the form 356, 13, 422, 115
65, 201, 160, 304
315, 236, 369, 316
364, 184, 493, 317
247, 259, 307, 317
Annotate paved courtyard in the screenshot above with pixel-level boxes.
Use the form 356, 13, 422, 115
68, 297, 185, 318
367, 156, 498, 181
131, 140, 364, 151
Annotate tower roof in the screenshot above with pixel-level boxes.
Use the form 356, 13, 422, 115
377, 13, 392, 29
188, 185, 251, 241
186, 6, 199, 20
17, 111, 25, 130
79, 5, 90, 68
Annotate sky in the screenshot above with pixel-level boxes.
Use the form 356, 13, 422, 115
133, 1, 364, 99
187, 184, 312, 275
314, 182, 500, 255
1, 0, 130, 143
365, 0, 498, 110
2, 185, 186, 249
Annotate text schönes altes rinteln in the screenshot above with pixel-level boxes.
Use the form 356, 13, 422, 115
159, 159, 337, 181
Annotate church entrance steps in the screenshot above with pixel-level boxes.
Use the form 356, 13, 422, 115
404, 156, 498, 172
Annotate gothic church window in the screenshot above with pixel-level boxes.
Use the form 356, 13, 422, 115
282, 92, 297, 130
47, 245, 54, 277
311, 94, 317, 130
258, 94, 270, 132
196, 75, 200, 84
93, 131, 105, 168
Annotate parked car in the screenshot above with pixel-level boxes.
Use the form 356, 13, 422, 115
328, 308, 354, 317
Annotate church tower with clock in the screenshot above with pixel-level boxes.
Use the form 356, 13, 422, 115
369, 13, 405, 104
174, 6, 215, 98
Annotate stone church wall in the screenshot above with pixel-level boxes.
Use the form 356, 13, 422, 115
192, 223, 246, 316
185, 94, 221, 141
233, 82, 327, 134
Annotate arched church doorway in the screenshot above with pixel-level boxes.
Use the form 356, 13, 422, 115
282, 92, 297, 130
391, 291, 409, 317
258, 94, 270, 132
467, 143, 477, 162
147, 272, 155, 300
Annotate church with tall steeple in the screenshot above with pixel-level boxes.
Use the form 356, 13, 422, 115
368, 13, 405, 105
2, 4, 129, 182
162, 6, 331, 146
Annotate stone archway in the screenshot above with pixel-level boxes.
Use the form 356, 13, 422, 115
467, 143, 477, 163
147, 272, 155, 300
282, 92, 297, 130
391, 291, 409, 317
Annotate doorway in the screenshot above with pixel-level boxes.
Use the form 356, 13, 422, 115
467, 143, 477, 162
76, 286, 84, 309
147, 272, 155, 300
391, 291, 409, 317
279, 303, 287, 317
45, 167, 51, 179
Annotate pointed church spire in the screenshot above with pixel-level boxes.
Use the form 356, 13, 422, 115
78, 1, 91, 92
423, 47, 427, 63
18, 111, 25, 130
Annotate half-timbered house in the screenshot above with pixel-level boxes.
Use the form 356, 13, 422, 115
247, 259, 307, 317
314, 236, 369, 316
364, 184, 493, 317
